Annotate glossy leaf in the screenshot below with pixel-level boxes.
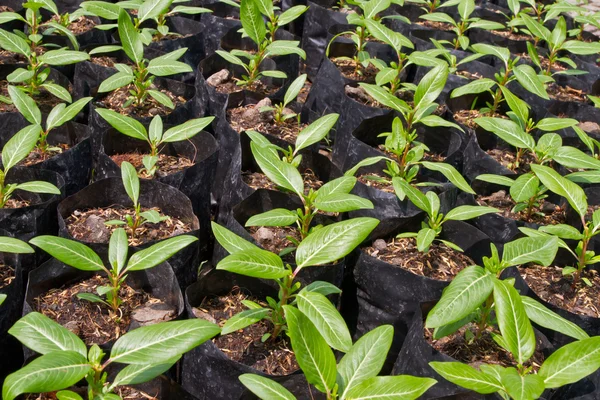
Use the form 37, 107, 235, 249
121, 161, 139, 205
429, 362, 502, 394
126, 235, 198, 271
211, 222, 260, 254
251, 142, 304, 196
245, 209, 299, 227
8, 86, 41, 125
295, 114, 338, 153
344, 375, 437, 400
95, 109, 147, 141
29, 236, 105, 272
502, 236, 559, 267
513, 64, 549, 100
539, 336, 600, 388
216, 248, 288, 279
222, 308, 270, 335
521, 296, 588, 340
1, 124, 42, 171
118, 9, 143, 64
162, 117, 214, 142
239, 374, 295, 400
240, 0, 266, 45
444, 206, 499, 221
531, 164, 587, 219
314, 193, 373, 213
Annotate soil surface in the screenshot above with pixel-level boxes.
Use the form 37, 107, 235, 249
91, 56, 120, 68
485, 148, 538, 173
242, 169, 323, 193
96, 85, 185, 118
34, 274, 170, 345
26, 384, 159, 399
547, 83, 587, 103
0, 263, 15, 290
331, 57, 378, 82
425, 323, 545, 370
207, 70, 279, 96
3, 198, 31, 209
248, 226, 301, 257
358, 173, 394, 193
0, 50, 27, 64
0, 80, 68, 113
365, 237, 475, 281
416, 20, 454, 31
453, 109, 505, 130
43, 15, 96, 35
517, 53, 567, 73
491, 29, 530, 41
519, 264, 600, 318
476, 190, 565, 225
66, 206, 191, 246
111, 153, 194, 179
194, 289, 299, 375
227, 102, 306, 143
20, 144, 70, 166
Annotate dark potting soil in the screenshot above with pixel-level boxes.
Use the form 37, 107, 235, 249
517, 53, 567, 73
66, 206, 192, 246
0, 80, 66, 113
519, 265, 600, 318
4, 198, 31, 209
0, 263, 15, 290
0, 50, 27, 64
20, 144, 71, 167
297, 79, 312, 104
96, 85, 185, 118
194, 289, 299, 375
331, 57, 378, 82
208, 74, 279, 96
476, 190, 566, 225
358, 173, 394, 193
345, 85, 382, 107
425, 323, 545, 370
34, 274, 172, 346
26, 383, 159, 400
242, 170, 323, 192
110, 153, 194, 179
485, 148, 538, 173
416, 20, 454, 31
491, 30, 530, 41
91, 56, 120, 68
42, 15, 97, 35
547, 83, 587, 103
456, 70, 484, 80
365, 237, 475, 281
227, 104, 307, 142
247, 226, 301, 257
453, 109, 504, 129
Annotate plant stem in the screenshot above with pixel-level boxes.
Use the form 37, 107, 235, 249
476, 294, 494, 339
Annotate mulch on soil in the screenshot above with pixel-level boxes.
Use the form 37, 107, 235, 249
476, 190, 565, 225
96, 85, 185, 118
111, 153, 195, 179
0, 263, 15, 290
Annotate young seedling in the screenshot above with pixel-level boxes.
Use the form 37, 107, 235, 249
216, 0, 306, 88
522, 15, 600, 76
213, 216, 378, 342
521, 164, 600, 287
105, 161, 170, 233
393, 178, 499, 252
407, 0, 442, 15
91, 9, 192, 110
431, 335, 600, 400
0, 27, 89, 102
240, 322, 437, 400
7, 85, 91, 156
3, 312, 219, 400
259, 74, 306, 124
29, 229, 197, 314
419, 0, 504, 50
95, 108, 214, 177
0, 124, 61, 208
590, 95, 600, 109
407, 38, 483, 77
349, 65, 474, 199
451, 43, 549, 116
240, 0, 307, 42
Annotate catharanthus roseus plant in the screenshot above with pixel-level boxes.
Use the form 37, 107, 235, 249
259, 74, 306, 124
106, 161, 170, 232
247, 114, 374, 243
240, 321, 437, 400
3, 312, 220, 400
7, 85, 91, 155
419, 0, 504, 50
95, 108, 214, 177
0, 236, 35, 255
29, 228, 197, 314
521, 165, 600, 287
213, 217, 378, 342
392, 178, 498, 252
216, 0, 306, 88
91, 9, 192, 109
451, 43, 549, 116
238, 0, 307, 43
408, 38, 483, 77
0, 124, 61, 208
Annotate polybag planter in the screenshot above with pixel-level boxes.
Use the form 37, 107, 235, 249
56, 177, 202, 289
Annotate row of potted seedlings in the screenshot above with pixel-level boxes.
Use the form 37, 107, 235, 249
0, 0, 600, 398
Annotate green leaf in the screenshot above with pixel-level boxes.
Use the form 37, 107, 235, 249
170, 5, 211, 14
284, 73, 307, 107
222, 308, 270, 335
8, 86, 41, 125
112, 362, 176, 387
314, 193, 373, 213
284, 306, 336, 393
429, 362, 502, 394
536, 118, 578, 132
561, 40, 600, 55
45, 22, 79, 50
95, 108, 147, 141
109, 319, 220, 364
126, 235, 198, 271
513, 64, 549, 100
499, 86, 529, 124
475, 117, 534, 150
503, 236, 559, 267
392, 177, 431, 213
1, 124, 41, 172
38, 50, 89, 66
358, 83, 410, 114
493, 279, 536, 365
216, 248, 287, 279
89, 45, 122, 55
15, 181, 60, 195
138, 0, 171, 22
161, 117, 214, 143
265, 40, 306, 59
471, 43, 510, 65
0, 12, 25, 24
444, 206, 498, 221
98, 72, 134, 93
344, 156, 391, 177
240, 375, 296, 400
530, 164, 587, 219
338, 325, 393, 397
7, 68, 34, 84
0, 28, 30, 56
475, 174, 515, 187
216, 50, 246, 67
521, 14, 550, 43
121, 161, 139, 205
426, 266, 494, 328
500, 367, 545, 400
420, 12, 456, 25
8, 312, 87, 357
294, 113, 338, 153
539, 336, 600, 388
56, 390, 83, 400
566, 171, 600, 184
245, 208, 298, 227
414, 64, 448, 109
303, 281, 342, 296
416, 227, 436, 252
2, 351, 91, 400
240, 0, 266, 45
509, 173, 539, 204
251, 142, 304, 196
109, 228, 128, 274
211, 222, 260, 254
277, 5, 307, 26
418, 115, 463, 131
295, 218, 379, 268
451, 78, 496, 98
421, 161, 475, 194
344, 375, 437, 400
29, 236, 104, 271
364, 19, 413, 53
521, 296, 588, 341
297, 290, 352, 352
118, 9, 143, 64
0, 237, 34, 253
80, 1, 121, 19
362, 0, 391, 18
553, 146, 600, 170
539, 224, 583, 240
260, 70, 287, 78
147, 58, 193, 76
47, 97, 92, 131
315, 176, 356, 200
